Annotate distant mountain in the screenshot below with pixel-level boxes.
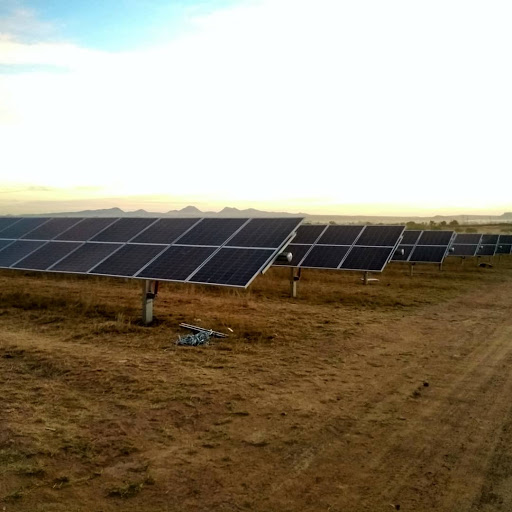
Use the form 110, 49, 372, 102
4, 206, 512, 225
12, 206, 305, 219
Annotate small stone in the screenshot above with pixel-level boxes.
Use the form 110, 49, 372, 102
423, 381, 429, 387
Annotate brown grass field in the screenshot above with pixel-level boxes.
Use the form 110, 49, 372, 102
1, 255, 512, 511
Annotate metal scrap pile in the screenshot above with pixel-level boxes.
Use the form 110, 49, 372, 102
176, 330, 213, 346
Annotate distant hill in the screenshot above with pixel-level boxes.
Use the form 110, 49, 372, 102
2, 206, 512, 225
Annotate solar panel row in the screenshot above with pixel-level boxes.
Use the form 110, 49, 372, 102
447, 233, 510, 257
391, 230, 456, 264
275, 224, 405, 272
0, 217, 303, 288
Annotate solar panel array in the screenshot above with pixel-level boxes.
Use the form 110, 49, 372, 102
391, 230, 456, 264
275, 224, 405, 272
0, 217, 303, 288
447, 233, 503, 257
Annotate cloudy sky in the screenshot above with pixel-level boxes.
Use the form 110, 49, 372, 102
1, 0, 511, 216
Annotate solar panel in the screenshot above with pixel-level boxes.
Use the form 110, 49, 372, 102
481, 234, 499, 244
476, 245, 496, 256
131, 218, 201, 244
50, 243, 122, 273
496, 244, 512, 255
292, 225, 327, 244
408, 246, 448, 263
340, 246, 394, 271
90, 244, 165, 277
12, 242, 82, 270
317, 225, 364, 245
450, 244, 478, 256
499, 235, 512, 244
276, 224, 404, 272
55, 217, 119, 241
401, 230, 422, 245
300, 245, 350, 269
0, 218, 50, 239
355, 226, 405, 247
417, 231, 454, 245
91, 218, 157, 243
177, 218, 248, 246
0, 218, 22, 233
227, 218, 302, 248
453, 233, 482, 244
137, 245, 216, 281
1, 216, 304, 288
0, 240, 47, 267
21, 218, 84, 240
273, 243, 312, 267
392, 245, 414, 261
189, 248, 275, 287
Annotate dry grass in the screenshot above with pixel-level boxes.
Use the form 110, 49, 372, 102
0, 256, 512, 511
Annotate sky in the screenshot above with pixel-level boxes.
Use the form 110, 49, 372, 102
1, 0, 511, 217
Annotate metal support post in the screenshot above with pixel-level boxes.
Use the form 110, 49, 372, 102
142, 280, 158, 325
439, 261, 443, 272
363, 271, 369, 285
409, 263, 414, 277
290, 267, 301, 298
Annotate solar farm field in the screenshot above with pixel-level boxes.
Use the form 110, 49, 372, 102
1, 256, 512, 511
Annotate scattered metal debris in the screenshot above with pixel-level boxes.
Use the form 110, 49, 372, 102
176, 330, 212, 346
179, 323, 229, 338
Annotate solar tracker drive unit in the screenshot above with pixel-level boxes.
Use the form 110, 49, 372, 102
0, 216, 303, 323
391, 230, 456, 271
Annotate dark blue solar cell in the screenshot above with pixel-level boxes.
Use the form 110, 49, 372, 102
21, 218, 83, 240
51, 243, 121, 273
189, 248, 274, 287
90, 244, 164, 277
317, 225, 364, 245
417, 231, 454, 246
292, 225, 327, 244
409, 245, 448, 263
355, 226, 404, 247
0, 218, 50, 239
227, 218, 302, 248
0, 218, 22, 234
91, 218, 157, 243
274, 244, 312, 267
55, 217, 119, 241
13, 242, 82, 270
177, 218, 248, 246
301, 245, 350, 269
137, 245, 216, 281
0, 240, 46, 267
340, 246, 394, 271
499, 235, 512, 244
131, 218, 201, 244
401, 231, 422, 245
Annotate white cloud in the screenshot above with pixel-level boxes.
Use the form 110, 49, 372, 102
1, 0, 511, 214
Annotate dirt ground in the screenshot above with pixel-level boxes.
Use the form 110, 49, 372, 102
1, 256, 512, 511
